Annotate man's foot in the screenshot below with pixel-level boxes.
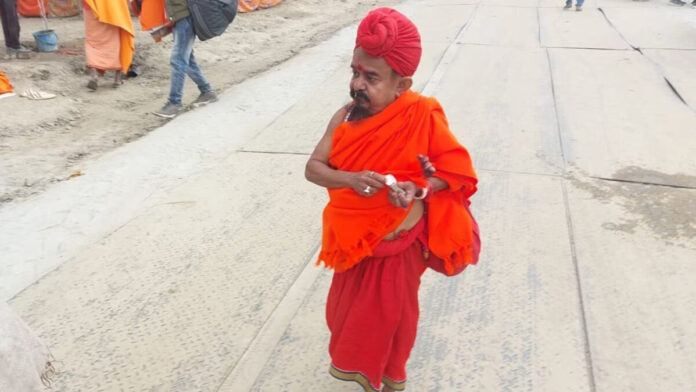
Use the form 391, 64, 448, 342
7, 45, 30, 54
670, 0, 686, 5
563, 2, 572, 8
153, 102, 182, 119
191, 91, 218, 108
576, 4, 583, 10
113, 71, 123, 88
6, 45, 31, 59
87, 79, 98, 91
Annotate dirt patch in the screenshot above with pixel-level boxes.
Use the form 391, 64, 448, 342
571, 167, 696, 245
606, 166, 696, 189
0, 0, 401, 204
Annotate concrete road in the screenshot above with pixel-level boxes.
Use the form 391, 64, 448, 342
2, 0, 695, 391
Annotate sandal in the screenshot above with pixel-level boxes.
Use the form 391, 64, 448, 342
19, 88, 56, 100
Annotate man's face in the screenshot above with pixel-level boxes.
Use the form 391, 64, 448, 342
349, 47, 402, 116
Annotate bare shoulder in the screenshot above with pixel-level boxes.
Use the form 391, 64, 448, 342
329, 104, 350, 128
327, 104, 351, 132
308, 105, 351, 160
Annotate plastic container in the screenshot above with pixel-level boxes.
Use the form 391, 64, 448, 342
32, 29, 58, 52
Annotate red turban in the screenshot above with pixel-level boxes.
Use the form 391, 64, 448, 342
355, 7, 422, 77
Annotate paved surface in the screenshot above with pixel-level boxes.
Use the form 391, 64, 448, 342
2, 0, 696, 391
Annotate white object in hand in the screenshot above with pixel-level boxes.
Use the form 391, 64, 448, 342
384, 174, 404, 193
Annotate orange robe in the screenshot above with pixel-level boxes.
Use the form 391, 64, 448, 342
83, 0, 135, 73
17, 0, 45, 17
319, 89, 478, 274
238, 0, 260, 12
0, 70, 13, 95
17, 0, 80, 17
238, 0, 282, 12
259, 0, 282, 8
139, 0, 166, 30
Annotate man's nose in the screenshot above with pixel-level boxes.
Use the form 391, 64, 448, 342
351, 77, 366, 91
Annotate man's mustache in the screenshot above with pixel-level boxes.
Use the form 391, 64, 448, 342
350, 89, 369, 102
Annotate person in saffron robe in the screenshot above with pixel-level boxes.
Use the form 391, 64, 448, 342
305, 7, 478, 392
82, 0, 135, 90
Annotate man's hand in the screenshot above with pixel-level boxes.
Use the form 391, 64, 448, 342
418, 154, 436, 177
388, 181, 417, 208
349, 171, 386, 197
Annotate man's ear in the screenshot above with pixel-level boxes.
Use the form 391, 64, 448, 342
397, 77, 413, 94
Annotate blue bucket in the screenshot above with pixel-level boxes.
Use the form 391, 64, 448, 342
32, 30, 58, 52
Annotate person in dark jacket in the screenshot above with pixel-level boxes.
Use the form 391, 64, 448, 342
1, 0, 30, 57
153, 0, 217, 118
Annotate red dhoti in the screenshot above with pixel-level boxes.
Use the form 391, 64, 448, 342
327, 218, 427, 392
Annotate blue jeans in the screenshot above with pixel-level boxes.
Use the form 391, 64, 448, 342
566, 0, 584, 5
168, 16, 212, 106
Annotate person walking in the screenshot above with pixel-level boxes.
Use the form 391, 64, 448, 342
82, 0, 135, 90
305, 8, 479, 391
153, 0, 217, 119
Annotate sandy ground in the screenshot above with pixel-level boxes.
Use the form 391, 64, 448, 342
0, 0, 399, 204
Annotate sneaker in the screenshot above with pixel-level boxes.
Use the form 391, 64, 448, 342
6, 45, 31, 59
576, 4, 583, 10
191, 91, 218, 108
153, 102, 182, 119
7, 45, 30, 53
563, 2, 572, 8
670, 0, 686, 5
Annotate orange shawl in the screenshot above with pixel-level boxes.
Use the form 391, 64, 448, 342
83, 0, 135, 73
139, 0, 170, 31
319, 89, 478, 273
0, 70, 13, 95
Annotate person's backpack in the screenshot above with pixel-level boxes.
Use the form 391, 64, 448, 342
188, 0, 239, 41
